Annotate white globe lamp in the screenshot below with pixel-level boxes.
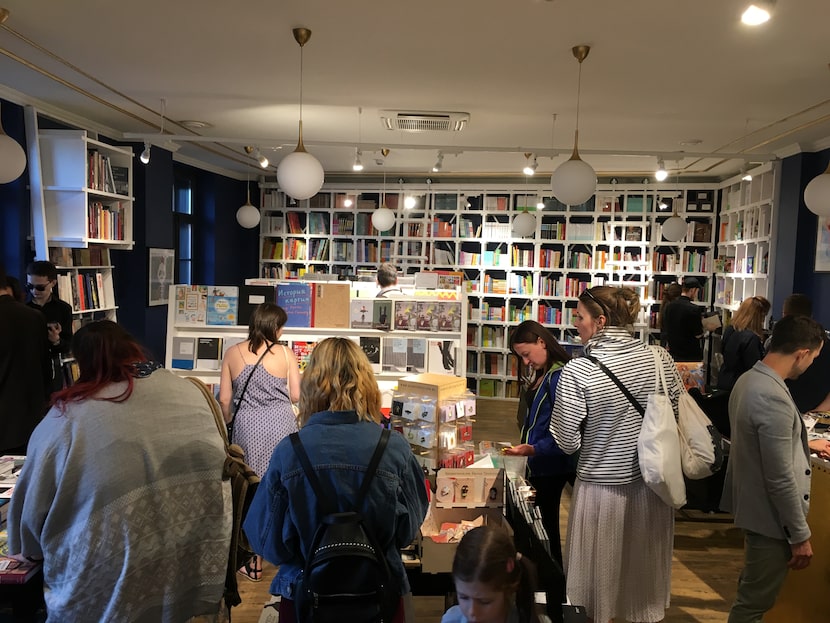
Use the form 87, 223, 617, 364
551, 156, 596, 206
804, 163, 830, 217
236, 183, 261, 229
372, 206, 395, 232
661, 215, 687, 242
0, 124, 26, 184
512, 210, 536, 237
277, 147, 324, 200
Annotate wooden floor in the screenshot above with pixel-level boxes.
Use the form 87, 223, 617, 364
234, 399, 744, 623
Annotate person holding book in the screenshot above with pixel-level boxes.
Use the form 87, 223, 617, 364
219, 302, 301, 582
243, 337, 429, 623
25, 260, 73, 394
7, 320, 231, 622
506, 320, 573, 569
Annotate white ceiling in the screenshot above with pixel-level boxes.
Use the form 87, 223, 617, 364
1, 0, 829, 182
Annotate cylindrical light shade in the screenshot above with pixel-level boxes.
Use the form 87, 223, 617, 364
550, 157, 596, 206
277, 150, 324, 200
371, 206, 395, 232
512, 211, 536, 237
236, 201, 261, 229
804, 168, 830, 217
661, 215, 687, 242
0, 133, 27, 184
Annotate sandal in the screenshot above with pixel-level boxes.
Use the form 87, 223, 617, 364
237, 555, 263, 582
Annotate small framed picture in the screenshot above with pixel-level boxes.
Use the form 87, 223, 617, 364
148, 248, 175, 306
815, 216, 830, 272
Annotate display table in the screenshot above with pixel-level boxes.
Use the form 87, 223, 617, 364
766, 457, 829, 623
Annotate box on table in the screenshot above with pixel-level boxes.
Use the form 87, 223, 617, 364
418, 467, 508, 574
397, 373, 467, 402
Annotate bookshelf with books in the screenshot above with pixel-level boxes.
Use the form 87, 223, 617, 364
255, 182, 717, 398
164, 283, 468, 403
713, 163, 778, 317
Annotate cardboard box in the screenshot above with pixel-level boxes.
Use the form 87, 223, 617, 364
397, 373, 467, 402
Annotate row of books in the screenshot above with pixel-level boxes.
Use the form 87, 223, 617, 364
87, 150, 128, 195
49, 246, 110, 268
350, 298, 462, 333
56, 271, 108, 312
87, 201, 126, 241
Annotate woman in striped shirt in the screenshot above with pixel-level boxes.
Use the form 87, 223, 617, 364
551, 286, 682, 623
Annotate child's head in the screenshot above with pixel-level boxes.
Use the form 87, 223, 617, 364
452, 526, 539, 623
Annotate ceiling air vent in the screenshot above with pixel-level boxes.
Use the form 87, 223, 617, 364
380, 110, 470, 132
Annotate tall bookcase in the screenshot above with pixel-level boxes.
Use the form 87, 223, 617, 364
34, 128, 134, 328
258, 182, 717, 399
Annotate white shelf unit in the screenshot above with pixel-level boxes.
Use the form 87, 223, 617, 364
34, 128, 134, 327
713, 162, 779, 317
257, 183, 718, 399
164, 285, 468, 406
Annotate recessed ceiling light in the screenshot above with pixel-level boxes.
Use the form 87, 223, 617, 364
679, 139, 703, 146
179, 120, 212, 129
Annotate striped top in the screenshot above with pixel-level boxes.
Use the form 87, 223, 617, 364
551, 327, 683, 484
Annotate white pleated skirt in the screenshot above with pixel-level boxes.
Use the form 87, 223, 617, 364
564, 478, 674, 623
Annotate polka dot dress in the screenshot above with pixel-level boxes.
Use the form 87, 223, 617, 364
231, 363, 297, 476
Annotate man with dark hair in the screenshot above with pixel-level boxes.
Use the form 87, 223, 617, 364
722, 314, 825, 622
375, 262, 402, 298
26, 260, 73, 392
0, 263, 51, 454
661, 276, 705, 361
777, 293, 830, 414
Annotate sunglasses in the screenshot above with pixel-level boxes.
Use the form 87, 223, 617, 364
26, 282, 50, 292
581, 287, 611, 319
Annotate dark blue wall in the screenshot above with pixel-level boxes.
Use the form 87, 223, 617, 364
0, 101, 33, 280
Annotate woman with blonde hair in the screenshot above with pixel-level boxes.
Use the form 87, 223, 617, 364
243, 337, 429, 623
716, 295, 771, 391
551, 286, 684, 623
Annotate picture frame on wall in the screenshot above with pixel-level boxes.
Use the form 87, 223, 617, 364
148, 248, 175, 306
815, 217, 830, 272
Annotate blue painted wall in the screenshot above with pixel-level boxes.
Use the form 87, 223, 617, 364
0, 102, 33, 280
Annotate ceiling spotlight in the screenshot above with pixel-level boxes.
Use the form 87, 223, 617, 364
140, 141, 151, 165
432, 152, 444, 173
255, 148, 269, 169
741, 165, 753, 182
741, 2, 773, 25
523, 153, 538, 176
654, 158, 668, 182
343, 195, 354, 208
352, 149, 364, 172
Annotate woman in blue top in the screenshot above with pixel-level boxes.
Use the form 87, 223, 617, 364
506, 320, 573, 567
243, 337, 429, 623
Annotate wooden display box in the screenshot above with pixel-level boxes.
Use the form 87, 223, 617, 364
418, 467, 507, 574
397, 373, 468, 402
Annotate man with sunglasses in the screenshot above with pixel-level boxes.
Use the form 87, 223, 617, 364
25, 261, 73, 393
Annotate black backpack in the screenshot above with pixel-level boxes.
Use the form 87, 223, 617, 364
290, 429, 400, 623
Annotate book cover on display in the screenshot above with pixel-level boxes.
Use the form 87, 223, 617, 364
174, 285, 208, 325
350, 299, 374, 329
277, 283, 313, 327
206, 286, 239, 325
372, 299, 392, 330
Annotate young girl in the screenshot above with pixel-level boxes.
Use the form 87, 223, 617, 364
442, 526, 550, 623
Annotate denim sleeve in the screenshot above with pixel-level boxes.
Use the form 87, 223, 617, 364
394, 445, 430, 548
242, 456, 298, 566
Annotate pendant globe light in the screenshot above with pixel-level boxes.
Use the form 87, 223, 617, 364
551, 45, 596, 206
804, 162, 830, 217
661, 166, 687, 241
513, 170, 537, 237
236, 174, 261, 229
277, 27, 324, 201
372, 149, 395, 232
0, 101, 27, 184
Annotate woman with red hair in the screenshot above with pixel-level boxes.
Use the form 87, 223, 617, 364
7, 320, 232, 622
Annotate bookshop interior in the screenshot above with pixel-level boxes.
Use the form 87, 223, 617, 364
2, 2, 830, 622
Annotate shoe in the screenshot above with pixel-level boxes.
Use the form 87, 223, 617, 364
237, 555, 263, 582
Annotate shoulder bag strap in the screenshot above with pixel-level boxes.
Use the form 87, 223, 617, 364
290, 428, 390, 515
585, 355, 645, 416
235, 342, 273, 413
186, 375, 230, 448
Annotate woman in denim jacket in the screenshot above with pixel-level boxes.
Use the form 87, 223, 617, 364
244, 337, 430, 622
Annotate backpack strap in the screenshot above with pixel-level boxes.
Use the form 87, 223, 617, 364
585, 354, 645, 416
290, 428, 390, 515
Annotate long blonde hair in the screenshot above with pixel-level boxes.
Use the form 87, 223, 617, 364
731, 295, 770, 338
297, 337, 382, 426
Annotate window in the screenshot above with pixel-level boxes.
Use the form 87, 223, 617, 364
173, 177, 193, 284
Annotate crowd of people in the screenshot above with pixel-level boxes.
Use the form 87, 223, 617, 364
1, 258, 828, 622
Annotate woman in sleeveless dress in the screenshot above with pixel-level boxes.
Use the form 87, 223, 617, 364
219, 302, 300, 581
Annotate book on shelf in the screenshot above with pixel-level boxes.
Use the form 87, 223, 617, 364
222, 336, 246, 360
237, 284, 276, 326
174, 285, 208, 325
206, 286, 239, 326
350, 299, 374, 329
427, 339, 457, 374
276, 282, 313, 327
291, 341, 316, 373
359, 336, 381, 373
692, 221, 712, 243
312, 283, 350, 329
372, 299, 393, 331
171, 336, 197, 370
111, 165, 129, 195
196, 337, 223, 370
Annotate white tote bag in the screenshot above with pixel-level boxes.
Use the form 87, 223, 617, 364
637, 349, 686, 509
677, 391, 724, 479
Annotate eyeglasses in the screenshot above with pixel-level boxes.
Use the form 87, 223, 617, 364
26, 282, 49, 292
581, 287, 611, 319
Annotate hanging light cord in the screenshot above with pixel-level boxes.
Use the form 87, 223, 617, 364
298, 43, 304, 125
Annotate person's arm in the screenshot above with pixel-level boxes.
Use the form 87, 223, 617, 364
511, 369, 565, 458
740, 333, 765, 372
394, 441, 430, 548
753, 392, 812, 544
788, 539, 813, 570
285, 347, 302, 404
218, 349, 235, 424
551, 363, 587, 454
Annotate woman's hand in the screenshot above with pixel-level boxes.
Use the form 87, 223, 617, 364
808, 438, 830, 459
503, 444, 535, 456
